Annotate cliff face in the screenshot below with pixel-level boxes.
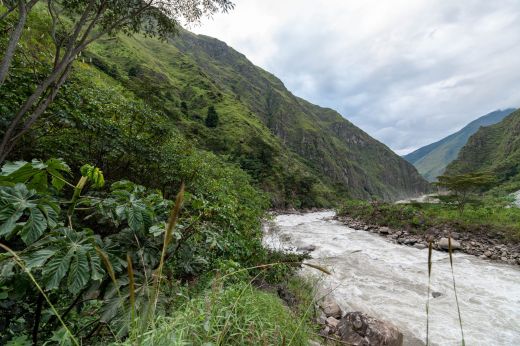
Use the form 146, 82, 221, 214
446, 109, 520, 186
171, 31, 430, 200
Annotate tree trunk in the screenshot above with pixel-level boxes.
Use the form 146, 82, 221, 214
32, 292, 44, 345
0, 0, 28, 85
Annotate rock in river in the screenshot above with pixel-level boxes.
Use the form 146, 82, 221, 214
338, 311, 403, 346
438, 237, 461, 251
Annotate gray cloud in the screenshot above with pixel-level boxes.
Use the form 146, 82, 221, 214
194, 0, 520, 154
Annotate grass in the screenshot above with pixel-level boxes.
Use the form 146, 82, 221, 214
116, 282, 313, 346
338, 199, 520, 241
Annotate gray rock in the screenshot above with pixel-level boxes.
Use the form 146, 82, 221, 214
484, 251, 493, 258
432, 291, 442, 298
338, 312, 403, 346
319, 326, 331, 337
438, 237, 461, 251
404, 238, 416, 245
413, 243, 427, 250
379, 227, 391, 234
326, 316, 340, 329
297, 244, 316, 252
308, 340, 322, 346
320, 300, 342, 318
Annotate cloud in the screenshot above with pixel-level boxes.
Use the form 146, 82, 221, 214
193, 0, 520, 153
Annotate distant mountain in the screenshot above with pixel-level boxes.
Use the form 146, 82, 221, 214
404, 109, 516, 181
446, 109, 520, 190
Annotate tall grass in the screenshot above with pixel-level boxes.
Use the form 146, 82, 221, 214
448, 236, 466, 345
425, 238, 466, 346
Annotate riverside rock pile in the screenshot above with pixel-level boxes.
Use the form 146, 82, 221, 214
315, 298, 403, 345
337, 216, 520, 265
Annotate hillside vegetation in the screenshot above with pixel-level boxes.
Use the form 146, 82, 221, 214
446, 109, 520, 194
404, 109, 515, 181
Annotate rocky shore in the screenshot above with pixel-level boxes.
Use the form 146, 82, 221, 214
311, 298, 404, 346
336, 215, 520, 265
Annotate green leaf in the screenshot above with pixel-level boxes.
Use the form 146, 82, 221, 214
24, 249, 56, 269
43, 251, 72, 291
20, 207, 46, 244
0, 184, 60, 243
89, 252, 104, 281
127, 205, 144, 232
68, 248, 90, 294
0, 207, 23, 237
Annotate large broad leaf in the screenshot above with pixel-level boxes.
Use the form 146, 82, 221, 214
0, 206, 23, 236
0, 184, 60, 244
20, 207, 46, 244
0, 158, 70, 193
67, 247, 90, 294
43, 251, 73, 291
30, 229, 104, 293
24, 249, 56, 269
127, 203, 145, 232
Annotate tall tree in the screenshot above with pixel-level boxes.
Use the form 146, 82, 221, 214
435, 172, 496, 215
0, 0, 234, 163
205, 105, 219, 128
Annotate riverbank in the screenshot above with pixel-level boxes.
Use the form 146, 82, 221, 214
336, 215, 520, 265
336, 201, 520, 265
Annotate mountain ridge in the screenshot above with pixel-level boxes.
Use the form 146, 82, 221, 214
170, 30, 429, 200
404, 108, 516, 181
446, 109, 520, 192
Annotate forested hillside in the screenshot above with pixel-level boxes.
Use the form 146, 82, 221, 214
404, 109, 515, 181
446, 109, 520, 193
2, 18, 428, 206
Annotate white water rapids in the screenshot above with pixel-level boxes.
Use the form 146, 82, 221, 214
264, 211, 520, 346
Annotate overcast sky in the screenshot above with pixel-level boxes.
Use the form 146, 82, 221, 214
192, 0, 520, 155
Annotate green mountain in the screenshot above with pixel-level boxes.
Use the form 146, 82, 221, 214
5, 13, 429, 206
446, 109, 520, 192
404, 109, 516, 182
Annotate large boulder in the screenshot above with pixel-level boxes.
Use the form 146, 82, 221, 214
438, 237, 461, 251
338, 312, 403, 346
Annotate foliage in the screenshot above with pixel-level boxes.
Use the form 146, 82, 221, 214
435, 172, 496, 214
0, 157, 277, 344
0, 0, 234, 162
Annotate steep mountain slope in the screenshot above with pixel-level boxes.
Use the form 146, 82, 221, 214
167, 31, 429, 200
404, 109, 516, 181
61, 29, 428, 204
446, 109, 520, 191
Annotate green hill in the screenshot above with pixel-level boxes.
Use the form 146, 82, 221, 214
404, 109, 515, 182
3, 13, 429, 207
446, 109, 520, 192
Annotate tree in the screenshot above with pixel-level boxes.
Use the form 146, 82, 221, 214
435, 172, 496, 215
205, 105, 219, 128
0, 0, 234, 163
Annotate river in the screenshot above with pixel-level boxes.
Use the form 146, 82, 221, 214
265, 211, 520, 346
